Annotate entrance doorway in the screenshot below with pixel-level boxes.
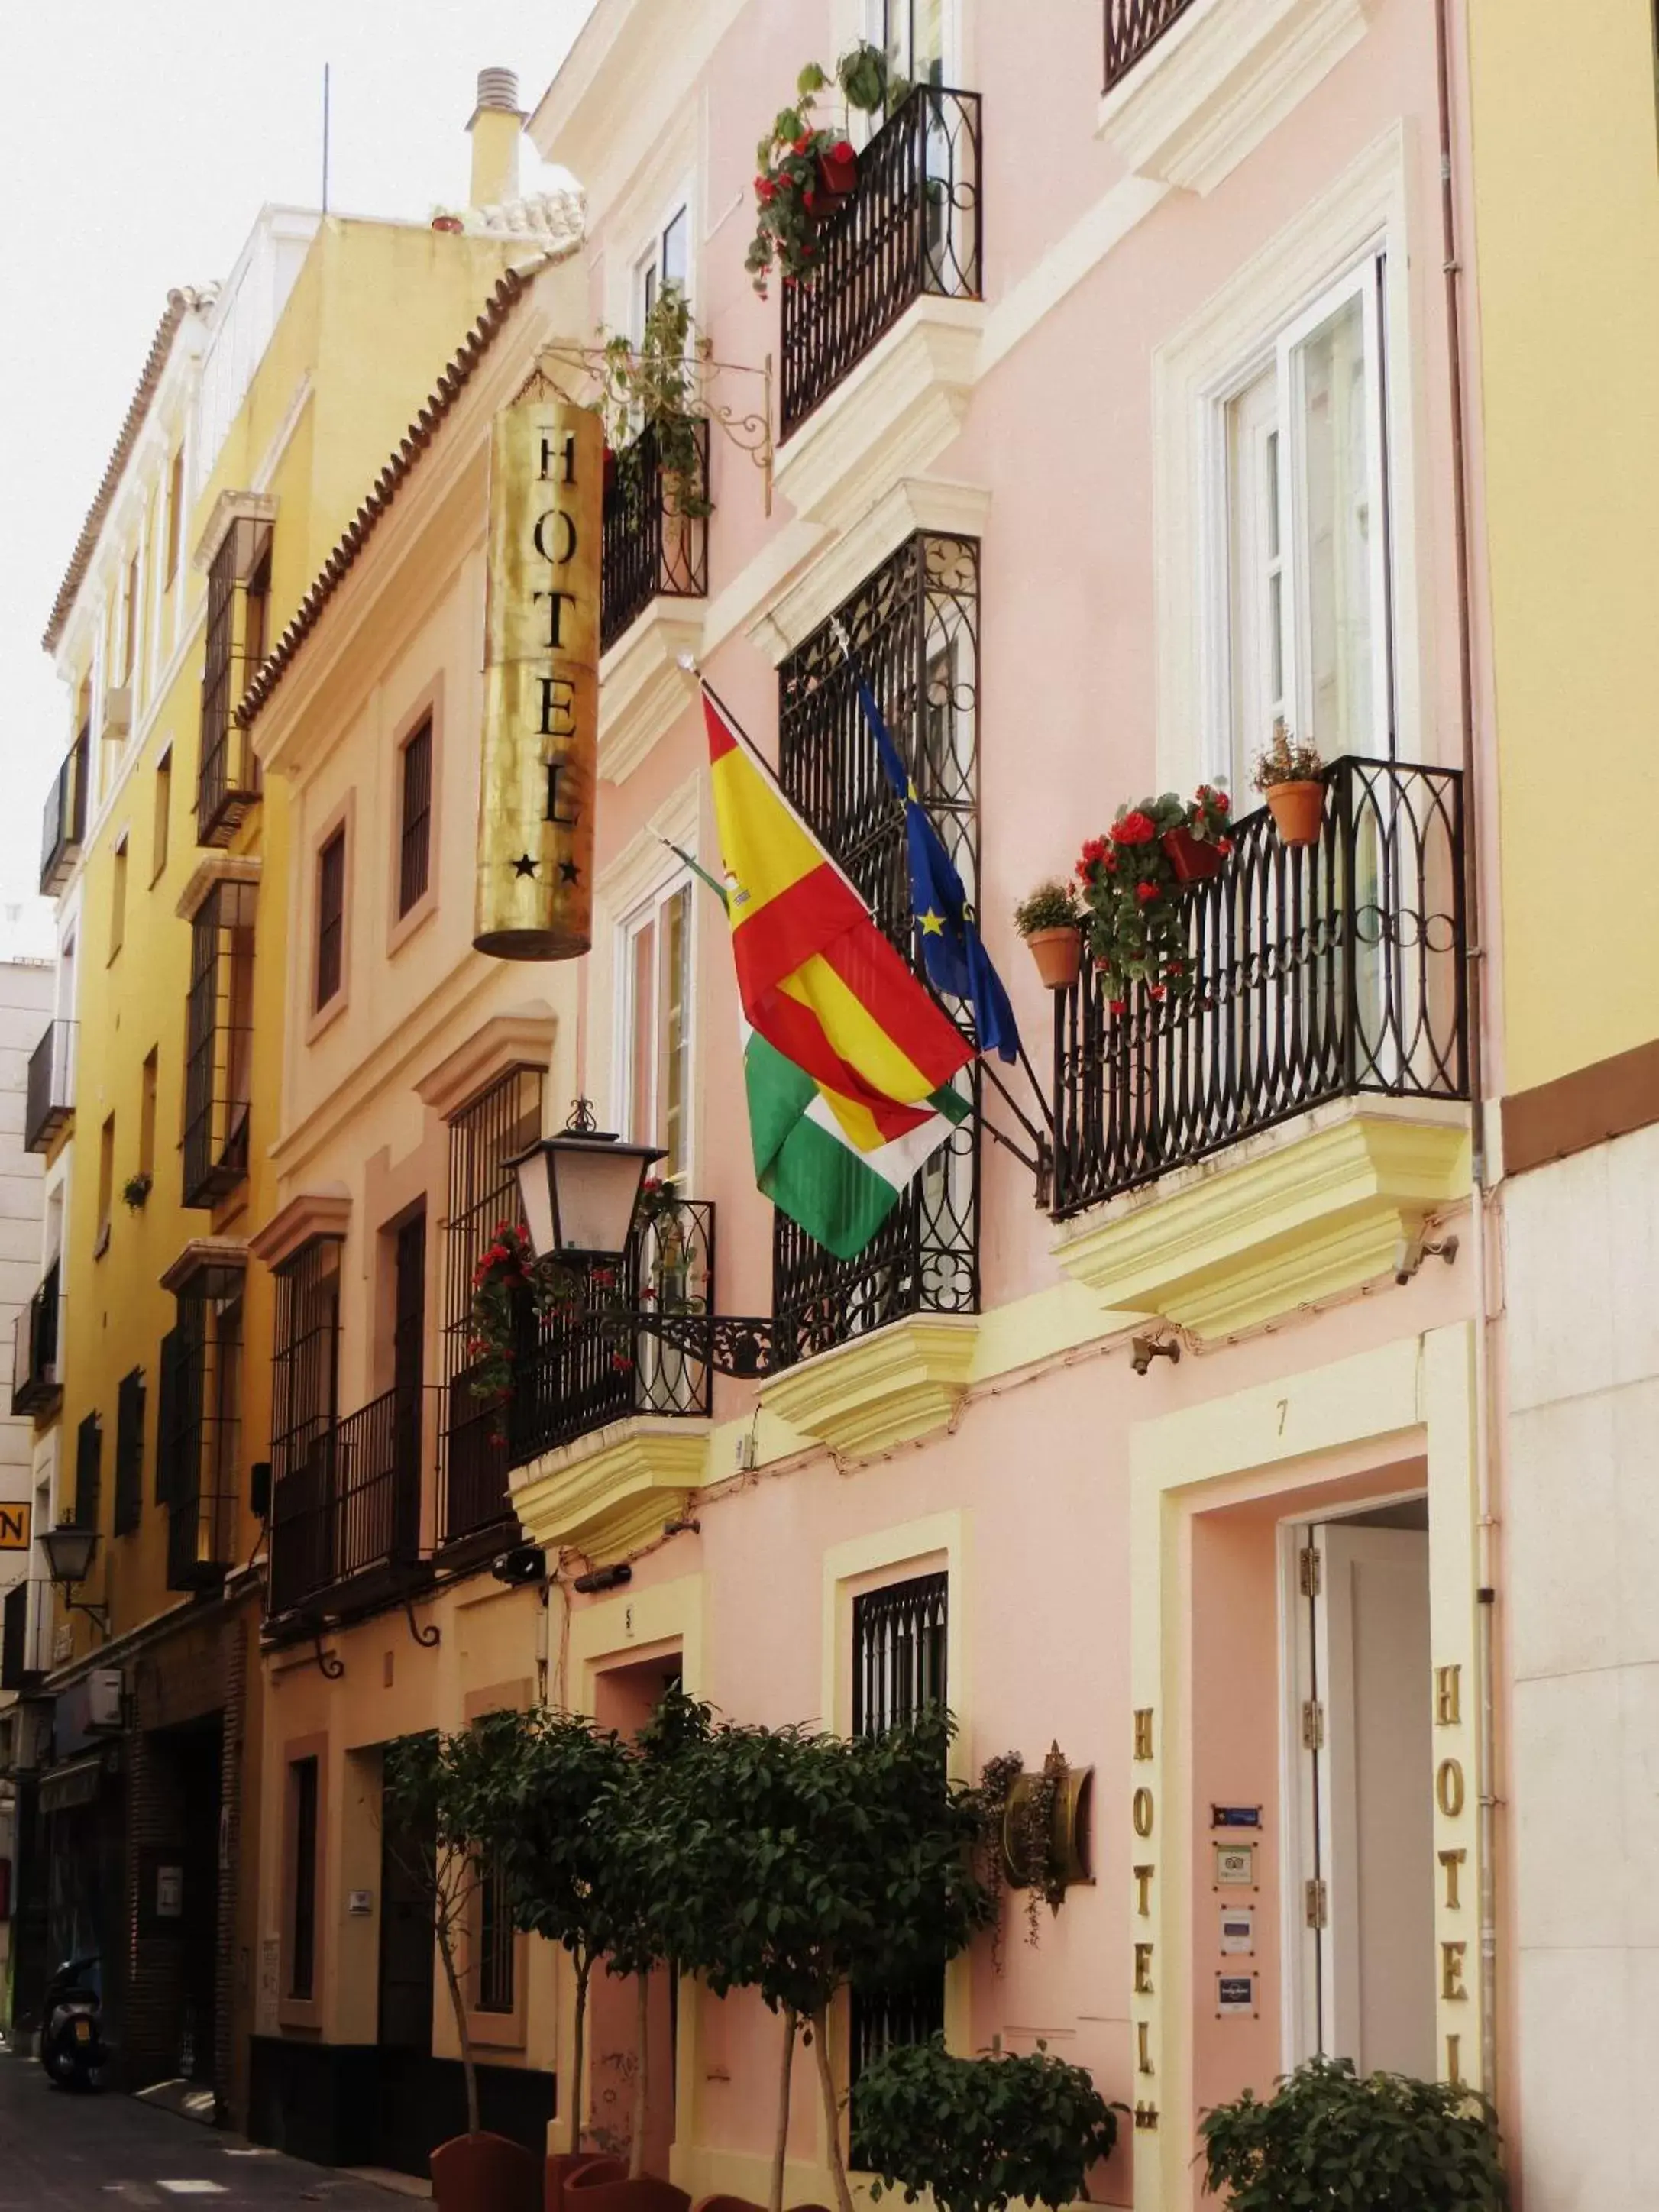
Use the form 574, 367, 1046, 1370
1287, 1499, 1435, 2077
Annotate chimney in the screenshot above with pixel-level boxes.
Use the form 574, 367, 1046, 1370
467, 66, 523, 209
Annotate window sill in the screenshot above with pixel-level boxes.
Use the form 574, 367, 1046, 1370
758, 1315, 981, 1465
305, 986, 349, 1048
386, 887, 437, 962
1095, 0, 1368, 197
1051, 1097, 1470, 1337
511, 1416, 710, 1564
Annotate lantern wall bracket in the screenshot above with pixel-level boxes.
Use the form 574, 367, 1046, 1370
403, 1595, 441, 1651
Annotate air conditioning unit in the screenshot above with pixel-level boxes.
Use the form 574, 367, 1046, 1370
85, 1667, 124, 1733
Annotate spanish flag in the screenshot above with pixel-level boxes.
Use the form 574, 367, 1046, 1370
705, 691, 973, 1260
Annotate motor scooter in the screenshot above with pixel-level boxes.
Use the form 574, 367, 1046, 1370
40, 1953, 105, 2091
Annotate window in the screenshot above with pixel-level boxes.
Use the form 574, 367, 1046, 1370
73, 1410, 102, 1533
289, 1755, 320, 2000
121, 551, 140, 688
272, 1240, 341, 1486
635, 202, 690, 332
139, 1046, 158, 1185
95, 1114, 115, 1254
152, 749, 172, 881
197, 515, 270, 843
397, 720, 433, 918
476, 1849, 515, 2014
159, 1277, 244, 1589
314, 826, 346, 1011
108, 837, 128, 961
164, 448, 184, 591
868, 0, 948, 85
849, 1572, 949, 2133
619, 878, 693, 1187
183, 879, 256, 1207
114, 1366, 146, 1537
1221, 259, 1392, 794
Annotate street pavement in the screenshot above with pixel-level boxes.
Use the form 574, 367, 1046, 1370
0, 2050, 417, 2208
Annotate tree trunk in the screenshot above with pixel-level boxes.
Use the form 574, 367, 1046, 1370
768, 2006, 798, 2212
438, 1919, 480, 2139
571, 1954, 591, 2153
629, 1970, 651, 2179
809, 2003, 855, 2212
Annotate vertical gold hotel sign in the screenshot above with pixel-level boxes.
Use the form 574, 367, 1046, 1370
474, 396, 602, 959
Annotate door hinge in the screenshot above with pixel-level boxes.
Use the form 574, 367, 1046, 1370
1298, 1544, 1321, 1597
1301, 1698, 1324, 1750
1305, 1877, 1328, 1930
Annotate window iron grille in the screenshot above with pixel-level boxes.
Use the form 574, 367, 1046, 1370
24, 1020, 76, 1154
11, 1260, 63, 1418
40, 724, 89, 896
1104, 0, 1197, 89
162, 1288, 243, 1591
781, 86, 982, 436
183, 879, 256, 1208
477, 1850, 516, 2014
315, 828, 345, 1010
398, 721, 433, 917
600, 419, 710, 655
196, 516, 270, 845
1050, 757, 1469, 1218
773, 535, 981, 1366
72, 1411, 102, 1533
113, 1366, 146, 1538
440, 1067, 544, 1545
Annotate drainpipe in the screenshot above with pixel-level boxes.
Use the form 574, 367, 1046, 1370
1434, 0, 1499, 2104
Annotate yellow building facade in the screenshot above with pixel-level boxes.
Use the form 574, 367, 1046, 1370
24, 194, 527, 2123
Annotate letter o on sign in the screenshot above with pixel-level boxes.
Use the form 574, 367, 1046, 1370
1133, 1787, 1155, 1838
1436, 1758, 1465, 1819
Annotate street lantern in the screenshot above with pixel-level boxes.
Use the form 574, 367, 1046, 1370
40, 1522, 99, 1589
509, 1099, 665, 1264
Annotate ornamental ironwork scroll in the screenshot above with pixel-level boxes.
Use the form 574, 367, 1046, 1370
474, 396, 602, 960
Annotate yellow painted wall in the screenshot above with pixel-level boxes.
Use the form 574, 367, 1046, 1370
1469, 0, 1659, 1095
53, 217, 524, 1661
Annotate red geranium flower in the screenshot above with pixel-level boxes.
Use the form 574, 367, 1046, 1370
793, 131, 813, 154
1218, 836, 1234, 855
1108, 998, 1127, 1016
755, 177, 776, 203
1112, 810, 1157, 846
1149, 985, 1167, 1001
1135, 880, 1159, 904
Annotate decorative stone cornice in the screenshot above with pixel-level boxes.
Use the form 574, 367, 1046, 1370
414, 1010, 557, 1121
772, 296, 985, 535
193, 489, 278, 575
249, 1186, 352, 1269
176, 851, 260, 923
598, 601, 703, 784
759, 1315, 981, 1463
1053, 1101, 1470, 1337
511, 1418, 712, 1564
159, 1237, 248, 1298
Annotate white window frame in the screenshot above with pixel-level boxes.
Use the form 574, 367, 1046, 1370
860, 0, 961, 89
1205, 251, 1394, 797
613, 867, 697, 1192
632, 192, 694, 341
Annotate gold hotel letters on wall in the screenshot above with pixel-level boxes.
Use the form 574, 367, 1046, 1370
474, 393, 601, 960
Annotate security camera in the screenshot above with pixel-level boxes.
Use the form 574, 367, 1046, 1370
1394, 1232, 1460, 1286
1130, 1334, 1180, 1377
490, 1544, 547, 1586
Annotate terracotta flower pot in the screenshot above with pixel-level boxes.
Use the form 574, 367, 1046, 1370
550, 2155, 628, 2212
1024, 925, 1083, 991
1264, 779, 1326, 848
431, 214, 464, 234
431, 2130, 540, 2212
817, 141, 858, 206
1160, 823, 1224, 884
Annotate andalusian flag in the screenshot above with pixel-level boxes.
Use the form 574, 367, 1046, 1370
704, 691, 973, 1260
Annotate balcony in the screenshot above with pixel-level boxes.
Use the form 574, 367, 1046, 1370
780, 84, 983, 438
24, 1022, 75, 1157
1104, 0, 1196, 87
196, 511, 270, 846
442, 1198, 716, 1549
600, 421, 708, 655
11, 1263, 63, 1421
1, 1583, 31, 1694
1049, 758, 1471, 1331
39, 729, 89, 896
268, 1385, 434, 1622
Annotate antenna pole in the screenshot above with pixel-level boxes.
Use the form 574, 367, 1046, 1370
322, 63, 331, 213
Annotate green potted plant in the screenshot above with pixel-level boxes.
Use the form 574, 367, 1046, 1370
382, 1729, 541, 2212
597, 282, 712, 560
976, 1743, 1091, 1952
1075, 787, 1231, 1012
121, 1172, 152, 1212
855, 2038, 1121, 2212
1253, 719, 1326, 846
1198, 2057, 1507, 2211
1012, 881, 1082, 991
745, 44, 907, 296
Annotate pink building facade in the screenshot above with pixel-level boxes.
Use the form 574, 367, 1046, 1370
244, 5, 1501, 2204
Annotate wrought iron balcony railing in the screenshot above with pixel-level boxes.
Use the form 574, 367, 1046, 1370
268, 1384, 435, 1622
24, 1021, 75, 1156
600, 420, 709, 655
1104, 0, 1198, 89
439, 1198, 723, 1547
781, 84, 983, 438
196, 513, 270, 846
1051, 758, 1469, 1220
39, 728, 89, 897
11, 1263, 63, 1421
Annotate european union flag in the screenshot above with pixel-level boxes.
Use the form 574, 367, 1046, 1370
854, 676, 1020, 1064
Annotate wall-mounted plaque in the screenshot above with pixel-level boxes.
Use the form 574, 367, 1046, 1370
1211, 1804, 1262, 1829
1214, 1842, 1256, 1888
1217, 1974, 1257, 2016
1219, 1906, 1255, 1955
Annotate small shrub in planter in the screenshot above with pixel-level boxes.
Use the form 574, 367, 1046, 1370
746, 43, 906, 295
121, 1173, 152, 1212
1012, 881, 1082, 991
855, 2036, 1120, 2212
1198, 2056, 1507, 2212
1253, 718, 1326, 847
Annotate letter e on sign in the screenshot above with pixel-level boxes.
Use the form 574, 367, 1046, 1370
0, 1502, 31, 1552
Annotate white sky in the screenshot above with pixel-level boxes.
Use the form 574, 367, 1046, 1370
0, 0, 596, 920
